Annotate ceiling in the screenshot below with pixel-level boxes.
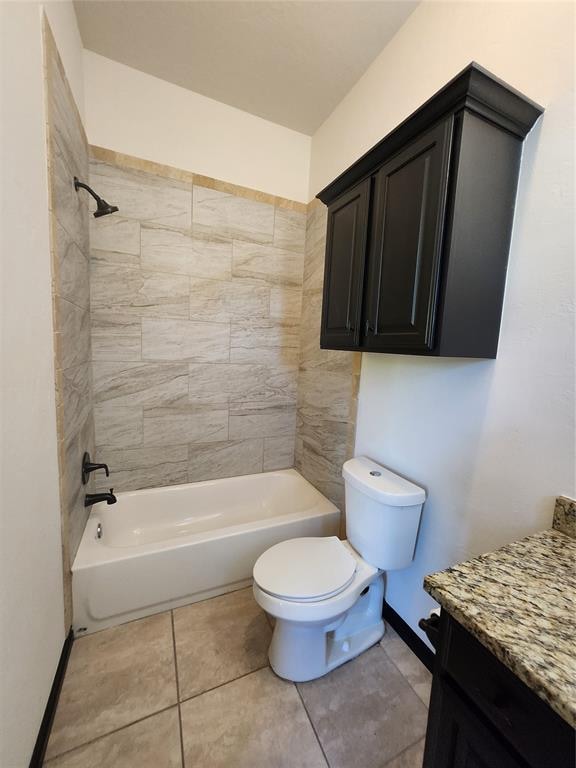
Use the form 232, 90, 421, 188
74, 1, 418, 135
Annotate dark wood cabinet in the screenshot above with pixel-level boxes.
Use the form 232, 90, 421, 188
317, 63, 543, 358
364, 118, 452, 352
320, 179, 370, 348
426, 677, 526, 768
423, 613, 575, 768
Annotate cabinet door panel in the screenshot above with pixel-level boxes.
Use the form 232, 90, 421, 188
320, 179, 371, 349
424, 678, 527, 768
364, 119, 452, 352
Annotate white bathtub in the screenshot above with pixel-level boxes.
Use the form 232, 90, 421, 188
72, 469, 340, 635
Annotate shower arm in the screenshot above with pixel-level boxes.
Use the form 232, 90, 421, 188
73, 176, 119, 218
73, 177, 101, 204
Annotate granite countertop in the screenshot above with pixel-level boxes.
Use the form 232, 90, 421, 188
424, 498, 576, 727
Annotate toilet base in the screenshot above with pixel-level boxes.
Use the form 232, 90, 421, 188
268, 573, 385, 682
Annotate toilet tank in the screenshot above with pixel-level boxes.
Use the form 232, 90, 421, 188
342, 457, 426, 570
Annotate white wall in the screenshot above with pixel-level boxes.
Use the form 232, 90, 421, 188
0, 5, 70, 766
314, 1, 575, 642
83, 50, 311, 203
43, 0, 85, 120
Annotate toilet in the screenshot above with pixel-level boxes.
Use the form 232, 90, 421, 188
252, 456, 426, 682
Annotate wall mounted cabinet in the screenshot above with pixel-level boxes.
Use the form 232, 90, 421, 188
317, 63, 543, 358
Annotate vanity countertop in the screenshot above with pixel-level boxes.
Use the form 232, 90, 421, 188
424, 525, 576, 727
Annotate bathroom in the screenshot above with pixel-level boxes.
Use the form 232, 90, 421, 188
1, 1, 574, 766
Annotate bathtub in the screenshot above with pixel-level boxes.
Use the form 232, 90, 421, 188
72, 469, 340, 635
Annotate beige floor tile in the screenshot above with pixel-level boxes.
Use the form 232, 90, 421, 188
380, 625, 433, 707
297, 646, 428, 768
180, 667, 327, 768
383, 738, 425, 768
44, 707, 182, 768
173, 587, 271, 700
46, 613, 177, 760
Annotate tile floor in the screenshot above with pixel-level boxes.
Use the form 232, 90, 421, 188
44, 588, 431, 768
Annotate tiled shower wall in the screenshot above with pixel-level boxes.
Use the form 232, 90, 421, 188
89, 156, 306, 492
44, 20, 95, 627
295, 202, 361, 510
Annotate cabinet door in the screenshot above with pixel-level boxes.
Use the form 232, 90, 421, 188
320, 179, 371, 349
424, 678, 527, 768
363, 118, 453, 352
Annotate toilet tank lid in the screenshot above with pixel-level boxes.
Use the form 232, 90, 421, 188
342, 457, 426, 506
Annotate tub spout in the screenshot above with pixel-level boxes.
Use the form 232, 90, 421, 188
85, 489, 117, 507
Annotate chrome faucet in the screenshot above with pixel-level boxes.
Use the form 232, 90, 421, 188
84, 489, 117, 508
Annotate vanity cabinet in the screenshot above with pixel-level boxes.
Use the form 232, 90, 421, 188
317, 63, 543, 358
423, 613, 575, 768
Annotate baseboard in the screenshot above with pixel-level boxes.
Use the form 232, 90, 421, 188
382, 601, 435, 673
29, 628, 74, 768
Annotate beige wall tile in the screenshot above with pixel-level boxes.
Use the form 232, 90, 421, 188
46, 27, 93, 628
59, 362, 92, 442
141, 224, 192, 274
90, 248, 139, 268
93, 362, 188, 407
189, 277, 269, 322
91, 313, 142, 362
52, 152, 89, 253
55, 298, 91, 369
229, 402, 296, 440
193, 185, 274, 244
91, 263, 189, 318
90, 161, 192, 229
189, 235, 233, 280
143, 405, 228, 446
232, 241, 304, 287
230, 318, 300, 367
188, 439, 264, 482
297, 370, 353, 422
142, 318, 230, 363
270, 286, 302, 319
141, 227, 236, 282
188, 363, 297, 406
93, 445, 189, 492
94, 404, 143, 449
273, 207, 306, 253
89, 216, 140, 258
63, 414, 95, 563
263, 436, 295, 471
298, 440, 345, 510
54, 220, 90, 309
47, 50, 88, 180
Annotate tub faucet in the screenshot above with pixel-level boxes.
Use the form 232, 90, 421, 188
85, 489, 117, 508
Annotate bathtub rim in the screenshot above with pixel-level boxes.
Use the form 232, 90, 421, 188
72, 468, 340, 570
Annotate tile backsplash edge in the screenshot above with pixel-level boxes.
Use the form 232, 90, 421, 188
553, 496, 576, 539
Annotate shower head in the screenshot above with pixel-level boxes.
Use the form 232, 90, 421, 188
73, 177, 119, 218
94, 198, 119, 218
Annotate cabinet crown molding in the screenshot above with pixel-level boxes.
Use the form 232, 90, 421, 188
317, 62, 543, 206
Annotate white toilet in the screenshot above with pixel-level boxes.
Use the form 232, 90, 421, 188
252, 456, 426, 682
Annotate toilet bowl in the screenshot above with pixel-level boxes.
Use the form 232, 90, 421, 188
252, 456, 425, 682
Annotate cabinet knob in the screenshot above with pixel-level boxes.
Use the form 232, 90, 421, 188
365, 320, 376, 334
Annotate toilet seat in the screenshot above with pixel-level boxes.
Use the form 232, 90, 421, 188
253, 537, 357, 602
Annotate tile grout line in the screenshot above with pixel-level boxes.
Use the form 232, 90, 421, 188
43, 704, 177, 764
378, 637, 431, 708
178, 663, 270, 707
170, 610, 187, 768
381, 735, 426, 768
295, 685, 331, 768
